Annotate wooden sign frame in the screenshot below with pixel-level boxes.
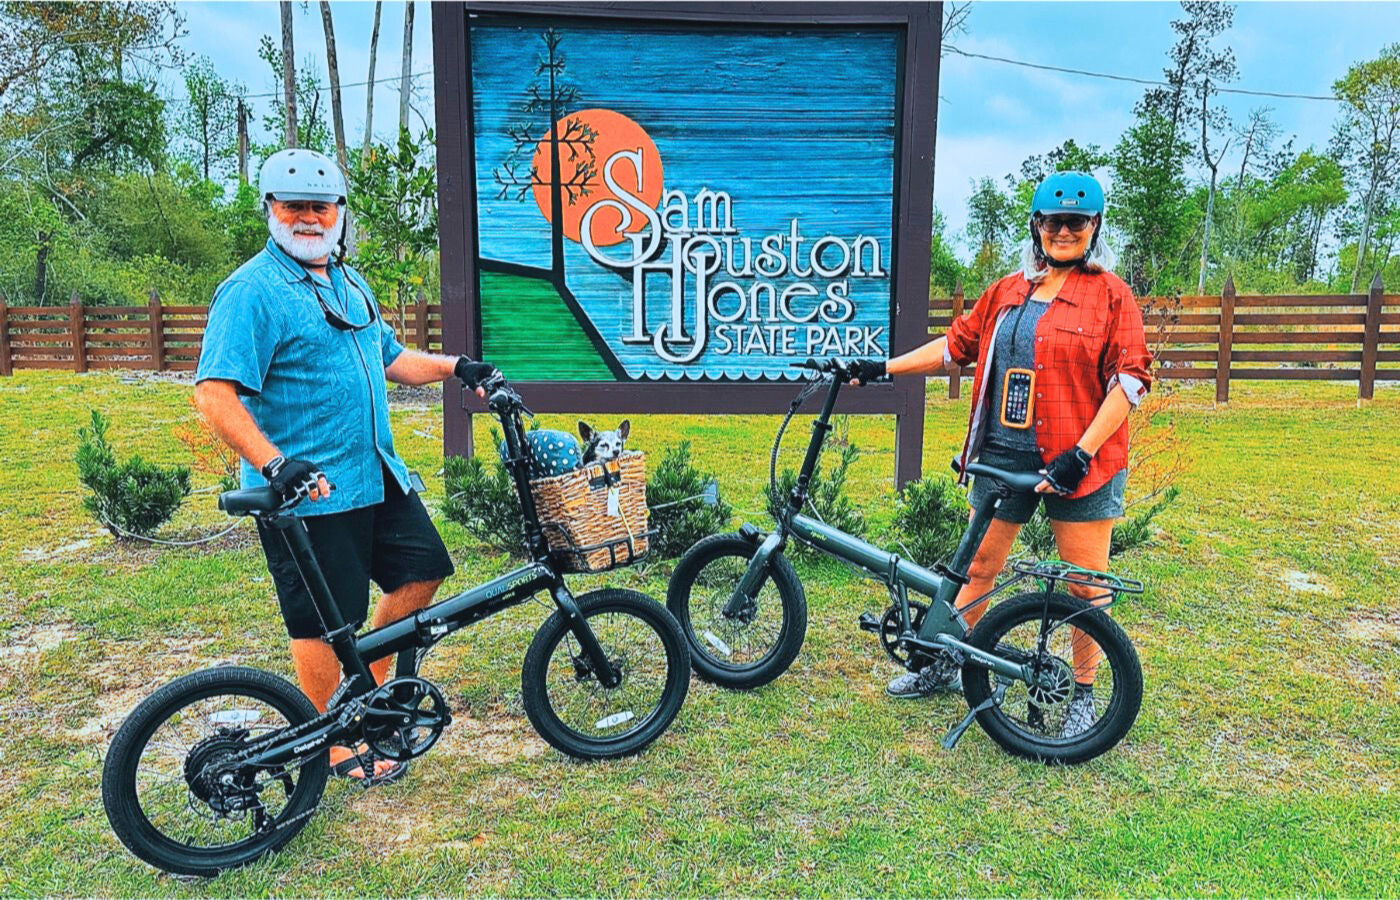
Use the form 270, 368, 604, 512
432, 1, 940, 485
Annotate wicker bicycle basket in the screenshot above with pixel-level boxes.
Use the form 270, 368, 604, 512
528, 451, 651, 573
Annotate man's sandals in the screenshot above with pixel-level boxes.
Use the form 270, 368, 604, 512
329, 744, 409, 787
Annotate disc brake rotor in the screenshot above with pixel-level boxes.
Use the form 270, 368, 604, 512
1025, 654, 1074, 709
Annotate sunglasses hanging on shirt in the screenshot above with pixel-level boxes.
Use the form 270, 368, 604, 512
307, 268, 377, 331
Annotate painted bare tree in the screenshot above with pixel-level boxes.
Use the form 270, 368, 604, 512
492, 28, 598, 277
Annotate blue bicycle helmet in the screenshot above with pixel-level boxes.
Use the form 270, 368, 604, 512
1031, 171, 1104, 217
1029, 171, 1105, 268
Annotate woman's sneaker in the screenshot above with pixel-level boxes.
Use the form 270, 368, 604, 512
886, 664, 962, 698
1060, 687, 1097, 738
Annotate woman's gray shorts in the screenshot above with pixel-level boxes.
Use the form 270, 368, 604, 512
968, 445, 1127, 524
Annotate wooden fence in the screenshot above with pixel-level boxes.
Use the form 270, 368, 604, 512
2, 278, 1397, 400
0, 292, 443, 376
931, 274, 1399, 401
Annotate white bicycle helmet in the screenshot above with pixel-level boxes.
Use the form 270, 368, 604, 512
258, 148, 347, 204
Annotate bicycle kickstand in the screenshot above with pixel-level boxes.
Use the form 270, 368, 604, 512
941, 677, 1008, 751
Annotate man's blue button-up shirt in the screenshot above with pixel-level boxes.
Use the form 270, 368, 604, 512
196, 238, 410, 516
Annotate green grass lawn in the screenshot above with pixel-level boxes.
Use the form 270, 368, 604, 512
0, 372, 1396, 896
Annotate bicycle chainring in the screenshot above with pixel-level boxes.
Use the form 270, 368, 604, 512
879, 601, 928, 668
361, 677, 452, 762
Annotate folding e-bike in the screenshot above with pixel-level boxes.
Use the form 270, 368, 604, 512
101, 373, 690, 877
667, 359, 1143, 764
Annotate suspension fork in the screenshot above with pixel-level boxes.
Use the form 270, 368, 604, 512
552, 583, 621, 688
722, 529, 785, 618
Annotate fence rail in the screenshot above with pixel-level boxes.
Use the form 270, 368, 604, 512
931, 274, 1398, 401
2, 279, 1397, 400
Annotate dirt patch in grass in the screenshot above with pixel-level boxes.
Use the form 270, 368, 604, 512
1342, 613, 1400, 645
1281, 569, 1333, 595
436, 711, 549, 765
2, 620, 79, 662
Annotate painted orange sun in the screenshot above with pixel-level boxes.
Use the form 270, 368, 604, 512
531, 108, 663, 247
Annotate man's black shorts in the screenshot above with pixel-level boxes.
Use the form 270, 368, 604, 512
255, 476, 455, 640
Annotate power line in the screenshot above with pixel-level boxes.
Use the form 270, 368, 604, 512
162, 69, 434, 106
943, 45, 1342, 102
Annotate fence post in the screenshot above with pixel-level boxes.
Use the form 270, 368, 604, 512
70, 291, 87, 373
148, 289, 165, 371
0, 294, 11, 376
415, 293, 430, 351
1360, 272, 1383, 401
1215, 275, 1234, 403
948, 280, 964, 399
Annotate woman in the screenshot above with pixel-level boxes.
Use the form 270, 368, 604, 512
851, 171, 1152, 737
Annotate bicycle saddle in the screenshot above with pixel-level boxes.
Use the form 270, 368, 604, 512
218, 486, 284, 515
950, 456, 1045, 494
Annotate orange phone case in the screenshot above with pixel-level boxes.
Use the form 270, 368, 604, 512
999, 368, 1036, 429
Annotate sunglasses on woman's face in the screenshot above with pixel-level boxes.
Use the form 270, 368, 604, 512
1037, 214, 1094, 234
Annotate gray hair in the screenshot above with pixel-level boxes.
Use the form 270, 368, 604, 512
1017, 227, 1118, 283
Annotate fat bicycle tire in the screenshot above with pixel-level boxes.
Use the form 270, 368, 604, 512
101, 665, 329, 877
521, 589, 690, 760
960, 591, 1142, 765
666, 532, 807, 689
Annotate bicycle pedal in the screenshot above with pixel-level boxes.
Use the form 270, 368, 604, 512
857, 612, 882, 634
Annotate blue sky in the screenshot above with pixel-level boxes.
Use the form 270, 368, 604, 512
168, 1, 1400, 254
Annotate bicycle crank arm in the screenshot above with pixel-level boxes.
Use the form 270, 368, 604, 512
723, 531, 782, 618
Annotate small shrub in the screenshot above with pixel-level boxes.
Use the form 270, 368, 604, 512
645, 441, 732, 559
441, 434, 524, 555
768, 418, 865, 552
1016, 486, 1182, 560
76, 409, 191, 539
1017, 506, 1057, 559
1111, 486, 1179, 556
887, 475, 968, 567
173, 395, 239, 491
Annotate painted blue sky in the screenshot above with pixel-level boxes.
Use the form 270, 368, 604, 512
167, 1, 1400, 254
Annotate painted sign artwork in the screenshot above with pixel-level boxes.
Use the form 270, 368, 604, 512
470, 22, 901, 381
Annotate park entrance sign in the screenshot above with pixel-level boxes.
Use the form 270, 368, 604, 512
432, 2, 940, 484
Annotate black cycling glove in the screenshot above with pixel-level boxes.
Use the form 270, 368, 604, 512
454, 356, 500, 389
847, 358, 889, 384
1041, 447, 1093, 494
262, 456, 326, 501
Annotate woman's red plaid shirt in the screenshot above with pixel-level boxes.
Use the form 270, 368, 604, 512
946, 267, 1154, 500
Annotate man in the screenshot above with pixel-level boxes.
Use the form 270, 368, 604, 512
195, 148, 497, 783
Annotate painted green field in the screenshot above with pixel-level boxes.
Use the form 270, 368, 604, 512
479, 269, 617, 381
0, 372, 1396, 896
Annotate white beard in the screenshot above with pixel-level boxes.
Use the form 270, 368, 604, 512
268, 209, 346, 263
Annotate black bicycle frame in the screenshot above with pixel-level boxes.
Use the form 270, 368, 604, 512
726, 374, 1034, 683
260, 385, 621, 702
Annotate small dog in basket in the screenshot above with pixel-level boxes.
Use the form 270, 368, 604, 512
578, 419, 630, 464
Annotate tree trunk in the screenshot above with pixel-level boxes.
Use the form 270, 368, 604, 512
363, 0, 382, 159
548, 34, 564, 277
398, 1, 415, 135
1351, 175, 1379, 292
35, 230, 50, 303
320, 2, 348, 171
237, 98, 249, 183
1198, 165, 1218, 293
280, 2, 297, 147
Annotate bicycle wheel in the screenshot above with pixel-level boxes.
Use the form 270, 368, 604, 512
101, 666, 329, 877
522, 589, 690, 760
666, 533, 806, 689
960, 591, 1142, 765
